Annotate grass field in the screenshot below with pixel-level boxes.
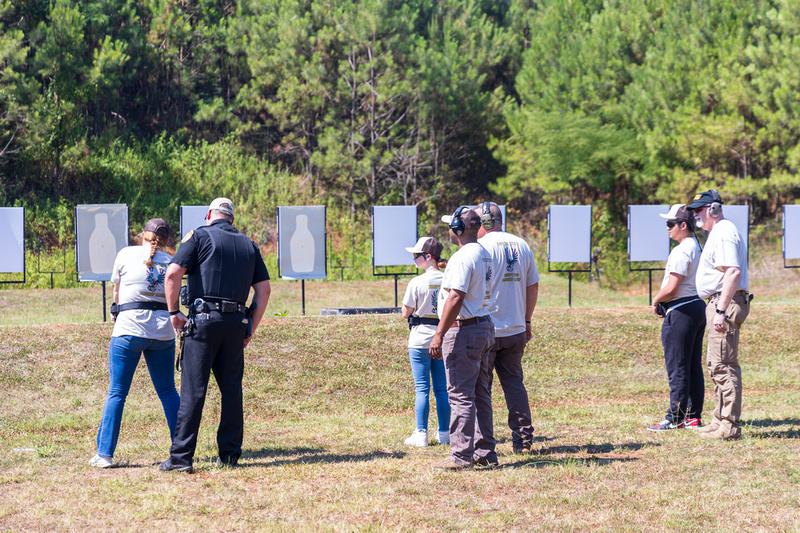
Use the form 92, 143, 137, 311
1, 266, 800, 531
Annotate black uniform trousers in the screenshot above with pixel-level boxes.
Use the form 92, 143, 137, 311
661, 299, 706, 423
169, 310, 248, 466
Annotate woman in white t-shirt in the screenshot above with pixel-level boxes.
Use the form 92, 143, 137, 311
90, 219, 180, 468
400, 237, 450, 447
648, 205, 706, 432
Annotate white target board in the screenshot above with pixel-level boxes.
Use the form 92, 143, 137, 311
548, 205, 592, 263
278, 206, 327, 280
721, 205, 750, 250
0, 207, 24, 273
75, 204, 129, 282
180, 205, 209, 240
784, 205, 800, 260
372, 206, 418, 267
628, 205, 671, 262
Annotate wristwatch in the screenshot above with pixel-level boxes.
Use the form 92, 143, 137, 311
715, 307, 726, 315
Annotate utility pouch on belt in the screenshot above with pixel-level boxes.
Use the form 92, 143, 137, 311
180, 285, 190, 306
111, 302, 120, 321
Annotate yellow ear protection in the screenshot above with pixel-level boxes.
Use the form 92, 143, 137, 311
480, 201, 494, 230
450, 205, 468, 236
708, 189, 722, 218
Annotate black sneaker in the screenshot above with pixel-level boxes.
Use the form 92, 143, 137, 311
158, 458, 193, 473
216, 456, 239, 467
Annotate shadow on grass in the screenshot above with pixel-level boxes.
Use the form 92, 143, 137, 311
500, 441, 657, 469
237, 446, 407, 468
746, 418, 800, 439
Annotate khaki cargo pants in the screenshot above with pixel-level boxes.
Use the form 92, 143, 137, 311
705, 291, 750, 437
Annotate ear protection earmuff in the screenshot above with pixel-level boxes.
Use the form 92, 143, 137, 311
450, 205, 468, 236
480, 201, 494, 230
708, 189, 722, 218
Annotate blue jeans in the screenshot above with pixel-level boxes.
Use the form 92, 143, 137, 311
96, 335, 180, 458
409, 347, 450, 432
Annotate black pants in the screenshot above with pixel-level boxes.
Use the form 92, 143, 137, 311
661, 299, 706, 423
169, 311, 247, 466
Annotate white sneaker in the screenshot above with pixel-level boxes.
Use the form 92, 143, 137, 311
404, 429, 429, 447
436, 430, 450, 445
89, 454, 113, 468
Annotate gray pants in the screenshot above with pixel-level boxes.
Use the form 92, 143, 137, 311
442, 318, 495, 466
475, 333, 533, 461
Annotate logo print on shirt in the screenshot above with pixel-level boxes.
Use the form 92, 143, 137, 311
504, 245, 519, 273
431, 289, 439, 315
486, 265, 492, 282
146, 264, 167, 292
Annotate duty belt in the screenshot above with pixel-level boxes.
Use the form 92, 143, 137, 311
408, 316, 440, 329
110, 301, 168, 317
192, 298, 247, 314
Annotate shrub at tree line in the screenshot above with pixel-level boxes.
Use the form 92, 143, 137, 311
1, 0, 798, 288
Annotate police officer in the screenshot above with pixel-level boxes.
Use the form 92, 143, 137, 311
159, 197, 270, 472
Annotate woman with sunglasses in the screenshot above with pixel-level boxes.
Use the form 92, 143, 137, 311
400, 237, 450, 447
648, 205, 706, 432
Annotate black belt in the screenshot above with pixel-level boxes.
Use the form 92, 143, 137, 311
192, 299, 247, 314
408, 316, 440, 327
111, 302, 168, 314
454, 315, 490, 327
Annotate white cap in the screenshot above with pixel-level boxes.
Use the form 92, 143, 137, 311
209, 197, 234, 217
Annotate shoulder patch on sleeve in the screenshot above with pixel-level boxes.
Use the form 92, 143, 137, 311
181, 230, 194, 243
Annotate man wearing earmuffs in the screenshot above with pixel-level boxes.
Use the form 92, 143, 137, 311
429, 206, 495, 470
687, 189, 750, 441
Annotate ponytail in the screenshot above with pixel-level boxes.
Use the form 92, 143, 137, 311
142, 231, 168, 268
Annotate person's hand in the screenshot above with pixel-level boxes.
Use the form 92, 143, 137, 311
170, 312, 187, 335
243, 335, 253, 348
653, 304, 664, 318
429, 332, 444, 359
713, 311, 727, 333
525, 322, 532, 343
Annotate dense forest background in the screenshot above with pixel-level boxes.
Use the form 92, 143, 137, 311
2, 0, 800, 286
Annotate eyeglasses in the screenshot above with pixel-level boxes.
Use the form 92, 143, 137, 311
666, 221, 677, 228
413, 253, 426, 259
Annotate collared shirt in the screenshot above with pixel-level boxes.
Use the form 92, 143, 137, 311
696, 219, 749, 299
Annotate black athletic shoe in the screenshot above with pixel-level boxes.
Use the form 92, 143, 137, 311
158, 458, 193, 473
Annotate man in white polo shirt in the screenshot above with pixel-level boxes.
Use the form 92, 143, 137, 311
430, 206, 494, 470
687, 189, 750, 440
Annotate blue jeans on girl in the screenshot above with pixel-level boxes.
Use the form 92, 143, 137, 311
96, 335, 180, 458
409, 347, 450, 432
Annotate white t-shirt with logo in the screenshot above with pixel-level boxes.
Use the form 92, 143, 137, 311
660, 237, 701, 300
696, 218, 749, 300
402, 268, 443, 348
111, 245, 174, 341
438, 242, 491, 321
479, 231, 540, 337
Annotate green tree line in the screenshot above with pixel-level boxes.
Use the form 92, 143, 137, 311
2, 0, 799, 284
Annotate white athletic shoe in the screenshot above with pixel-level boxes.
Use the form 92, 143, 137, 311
436, 430, 450, 445
89, 454, 113, 468
404, 429, 429, 447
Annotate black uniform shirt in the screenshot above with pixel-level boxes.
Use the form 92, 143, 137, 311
172, 219, 269, 304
